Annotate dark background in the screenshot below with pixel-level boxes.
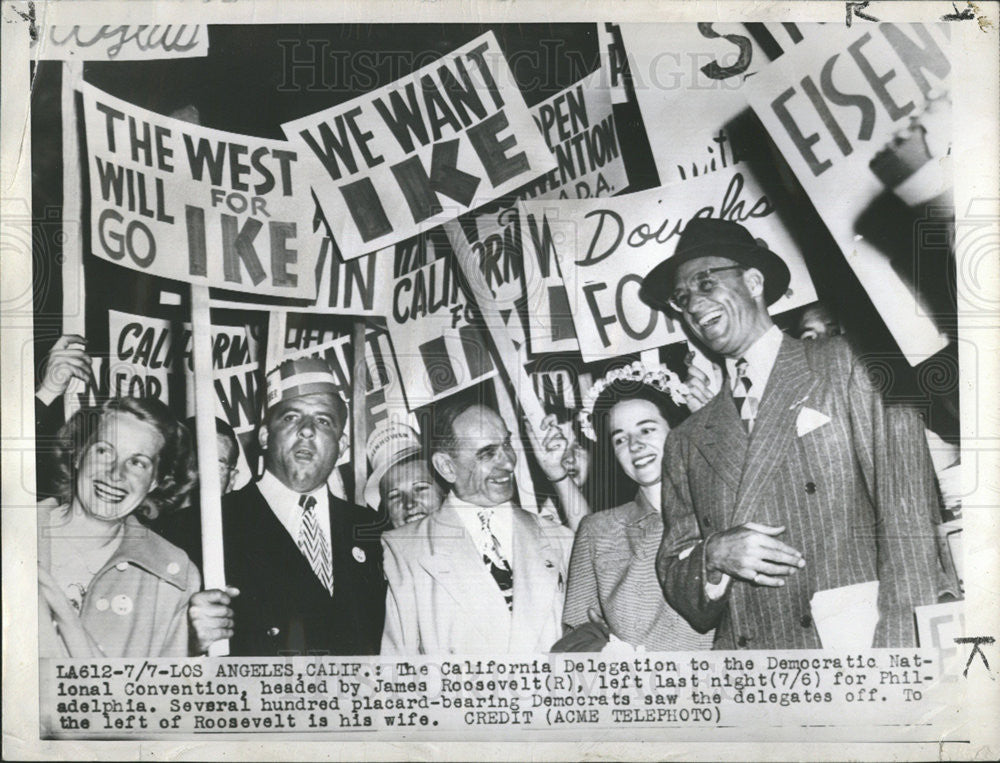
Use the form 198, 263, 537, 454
30, 23, 960, 509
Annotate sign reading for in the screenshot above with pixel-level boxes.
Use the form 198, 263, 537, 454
282, 32, 556, 259
385, 254, 496, 407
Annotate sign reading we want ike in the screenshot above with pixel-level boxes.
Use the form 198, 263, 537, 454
283, 32, 557, 259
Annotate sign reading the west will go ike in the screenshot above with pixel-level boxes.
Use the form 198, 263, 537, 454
283, 32, 557, 260
81, 81, 324, 299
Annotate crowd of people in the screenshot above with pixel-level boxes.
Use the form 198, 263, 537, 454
36, 220, 959, 659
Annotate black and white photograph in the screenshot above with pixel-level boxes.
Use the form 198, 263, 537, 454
2, 0, 998, 759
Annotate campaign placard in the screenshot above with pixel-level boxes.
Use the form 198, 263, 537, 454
742, 22, 952, 364
282, 32, 557, 259
519, 202, 583, 355
312, 239, 393, 316
598, 22, 629, 105
521, 169, 817, 362
384, 253, 496, 407
107, 309, 253, 404
518, 68, 629, 200
623, 22, 813, 185
81, 81, 322, 298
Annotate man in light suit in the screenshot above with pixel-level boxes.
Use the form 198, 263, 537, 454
639, 218, 945, 649
188, 357, 385, 656
381, 397, 573, 654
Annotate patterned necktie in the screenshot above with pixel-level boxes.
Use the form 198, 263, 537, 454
731, 357, 759, 433
298, 494, 333, 596
478, 508, 513, 612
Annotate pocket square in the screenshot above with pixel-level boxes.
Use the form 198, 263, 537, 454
796, 406, 831, 436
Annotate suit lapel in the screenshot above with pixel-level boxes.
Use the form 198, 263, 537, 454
508, 509, 560, 652
691, 384, 748, 496
418, 504, 510, 648
247, 484, 330, 597
731, 337, 818, 526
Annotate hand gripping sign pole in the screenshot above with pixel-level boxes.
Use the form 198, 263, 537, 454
166, 104, 230, 656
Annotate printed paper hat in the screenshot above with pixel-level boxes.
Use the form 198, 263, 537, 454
364, 422, 423, 510
265, 357, 342, 409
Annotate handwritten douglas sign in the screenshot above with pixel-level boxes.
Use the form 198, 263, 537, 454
282, 32, 556, 260
81, 82, 323, 298
521, 169, 817, 362
35, 25, 208, 60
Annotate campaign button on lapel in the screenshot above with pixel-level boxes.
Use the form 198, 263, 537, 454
111, 594, 133, 615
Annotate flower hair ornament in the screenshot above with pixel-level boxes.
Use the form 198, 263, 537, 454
578, 361, 690, 441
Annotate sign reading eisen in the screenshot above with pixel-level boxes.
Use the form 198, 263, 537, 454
81, 82, 322, 298
282, 32, 557, 260
743, 22, 952, 364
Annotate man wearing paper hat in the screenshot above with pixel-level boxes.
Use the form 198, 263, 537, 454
641, 218, 946, 649
380, 394, 573, 654
364, 422, 443, 528
189, 356, 385, 656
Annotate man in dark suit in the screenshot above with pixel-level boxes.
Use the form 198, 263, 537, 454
188, 357, 385, 656
639, 218, 945, 649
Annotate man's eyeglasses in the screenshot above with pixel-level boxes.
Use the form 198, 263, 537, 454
668, 266, 746, 312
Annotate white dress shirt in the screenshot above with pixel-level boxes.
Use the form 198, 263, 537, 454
724, 324, 784, 398
447, 493, 514, 564
707, 324, 784, 600
256, 470, 332, 558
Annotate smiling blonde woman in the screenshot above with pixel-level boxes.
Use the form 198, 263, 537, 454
38, 397, 200, 658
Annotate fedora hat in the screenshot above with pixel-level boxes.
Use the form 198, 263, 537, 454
639, 218, 791, 310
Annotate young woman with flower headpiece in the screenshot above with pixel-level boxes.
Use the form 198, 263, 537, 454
553, 362, 715, 652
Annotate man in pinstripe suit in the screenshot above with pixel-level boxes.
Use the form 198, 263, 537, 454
639, 219, 944, 649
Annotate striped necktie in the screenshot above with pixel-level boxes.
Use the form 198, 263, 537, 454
298, 494, 333, 596
731, 357, 759, 433
478, 508, 513, 612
